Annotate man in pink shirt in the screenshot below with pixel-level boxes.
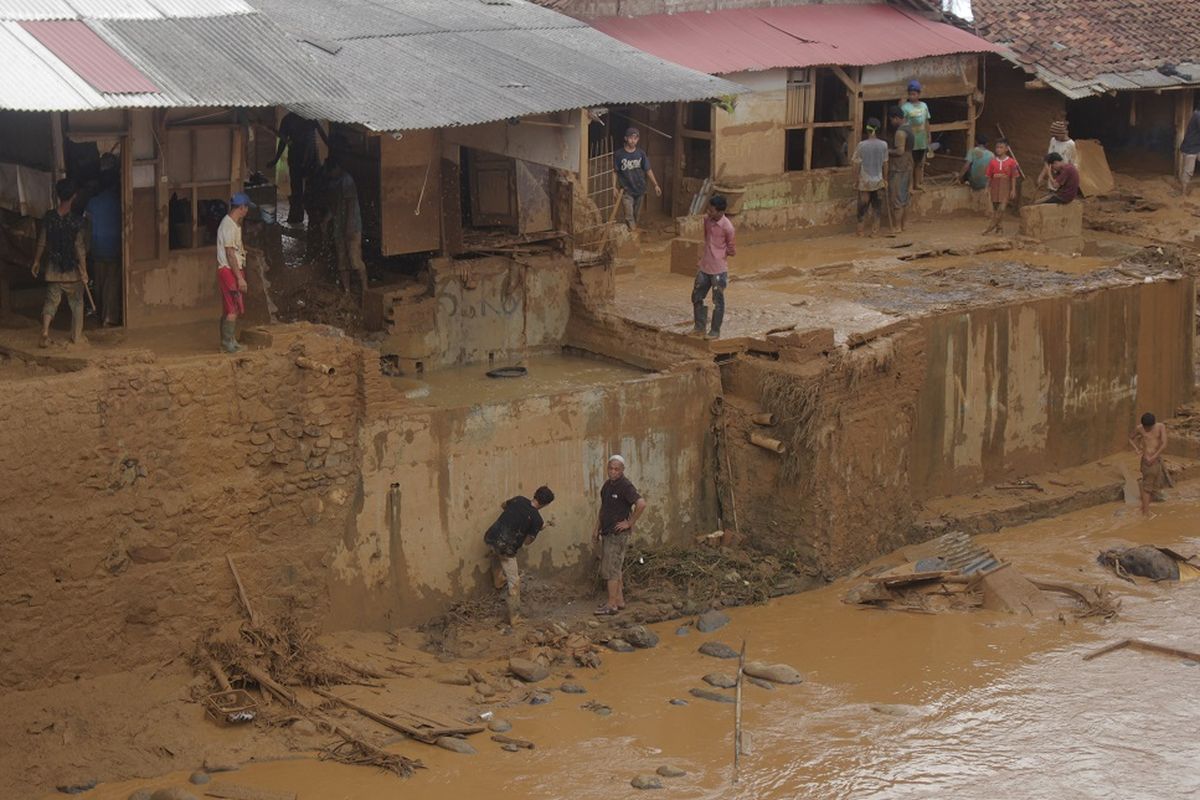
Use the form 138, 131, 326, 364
692, 195, 736, 339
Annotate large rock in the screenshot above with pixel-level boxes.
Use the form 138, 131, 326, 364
631, 775, 664, 790
1100, 546, 1180, 581
698, 641, 739, 659
488, 718, 512, 733
689, 688, 735, 704
606, 638, 635, 653
508, 657, 549, 683
696, 610, 731, 633
702, 673, 737, 689
657, 765, 687, 778
56, 778, 97, 794
743, 661, 803, 685
436, 736, 477, 754
624, 625, 660, 649
560, 682, 587, 694
187, 772, 210, 785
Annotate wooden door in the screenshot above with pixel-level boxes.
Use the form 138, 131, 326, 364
468, 149, 517, 228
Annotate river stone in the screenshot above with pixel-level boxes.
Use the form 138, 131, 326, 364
689, 688, 735, 704
57, 778, 98, 794
529, 691, 553, 705
509, 657, 549, 683
606, 638, 635, 653
696, 610, 731, 633
657, 765, 687, 778
624, 625, 660, 649
188, 772, 210, 785
436, 736, 477, 754
668, 698, 688, 706
675, 625, 691, 636
698, 641, 739, 659
501, 743, 521, 752
201, 759, 238, 773
743, 661, 803, 685
748, 677, 775, 691
487, 718, 512, 733
128, 791, 153, 800
151, 790, 199, 800
560, 682, 587, 694
702, 673, 737, 689
631, 775, 663, 790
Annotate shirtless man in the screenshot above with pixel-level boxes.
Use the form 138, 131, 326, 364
1130, 412, 1168, 516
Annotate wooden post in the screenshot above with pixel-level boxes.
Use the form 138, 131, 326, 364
673, 102, 685, 217
732, 639, 746, 784
1176, 89, 1193, 179
578, 108, 589, 194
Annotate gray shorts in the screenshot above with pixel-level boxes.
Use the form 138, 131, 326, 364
43, 281, 83, 319
600, 531, 630, 581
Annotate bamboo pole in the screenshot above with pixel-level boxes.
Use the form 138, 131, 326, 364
733, 639, 746, 784
226, 554, 260, 627
749, 432, 786, 454
750, 412, 776, 426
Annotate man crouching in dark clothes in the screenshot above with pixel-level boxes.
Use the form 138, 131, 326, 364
484, 486, 555, 625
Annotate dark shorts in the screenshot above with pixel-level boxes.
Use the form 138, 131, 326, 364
913, 149, 927, 165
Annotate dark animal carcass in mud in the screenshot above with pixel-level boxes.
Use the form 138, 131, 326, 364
1097, 546, 1180, 582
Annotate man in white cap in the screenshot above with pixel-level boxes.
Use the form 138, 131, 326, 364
592, 454, 647, 615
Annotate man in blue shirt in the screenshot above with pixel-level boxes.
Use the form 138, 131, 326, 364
613, 127, 661, 229
85, 154, 122, 326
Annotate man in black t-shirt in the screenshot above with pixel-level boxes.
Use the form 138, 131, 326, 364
268, 112, 329, 225
613, 127, 662, 229
484, 485, 555, 625
593, 455, 647, 616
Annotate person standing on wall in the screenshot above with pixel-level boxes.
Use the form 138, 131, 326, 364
1036, 121, 1078, 193
901, 80, 932, 191
267, 112, 328, 225
613, 127, 661, 230
1130, 412, 1169, 516
982, 138, 1020, 235
31, 179, 88, 348
216, 193, 252, 353
1180, 103, 1200, 196
484, 486, 555, 626
593, 455, 647, 616
84, 153, 122, 327
693, 194, 736, 339
887, 106, 915, 234
852, 118, 889, 237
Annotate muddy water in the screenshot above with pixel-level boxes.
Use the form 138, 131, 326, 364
398, 353, 647, 408
82, 486, 1200, 800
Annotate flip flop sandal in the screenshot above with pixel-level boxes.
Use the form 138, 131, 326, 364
593, 606, 618, 616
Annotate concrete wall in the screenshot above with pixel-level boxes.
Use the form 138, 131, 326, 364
330, 363, 721, 626
715, 70, 789, 183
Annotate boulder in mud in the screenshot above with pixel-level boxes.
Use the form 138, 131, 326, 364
631, 775, 664, 790
487, 718, 512, 733
657, 765, 687, 778
606, 638, 635, 653
668, 698, 689, 706
702, 673, 737, 689
560, 682, 587, 694
675, 625, 691, 636
436, 736, 477, 754
509, 657, 549, 682
56, 777, 98, 794
748, 677, 775, 691
697, 641, 739, 659
528, 691, 553, 705
689, 688, 735, 704
201, 759, 238, 773
624, 625, 660, 649
743, 661, 803, 685
187, 772, 210, 785
696, 610, 730, 633
1098, 546, 1181, 581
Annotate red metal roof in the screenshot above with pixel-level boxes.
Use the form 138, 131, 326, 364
20, 19, 159, 94
589, 4, 999, 75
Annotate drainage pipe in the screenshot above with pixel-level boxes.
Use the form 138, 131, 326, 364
295, 356, 336, 375
749, 432, 786, 454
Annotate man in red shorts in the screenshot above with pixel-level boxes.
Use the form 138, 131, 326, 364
217, 193, 252, 353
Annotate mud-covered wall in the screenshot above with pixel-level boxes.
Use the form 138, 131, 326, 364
0, 328, 372, 690
913, 278, 1195, 496
333, 364, 721, 626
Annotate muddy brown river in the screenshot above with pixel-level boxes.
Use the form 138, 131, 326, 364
79, 481, 1200, 800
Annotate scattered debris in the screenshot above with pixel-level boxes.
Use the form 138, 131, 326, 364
1097, 546, 1200, 583
490, 734, 535, 749
1083, 639, 1200, 663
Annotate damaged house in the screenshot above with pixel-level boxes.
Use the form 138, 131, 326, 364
534, 0, 998, 238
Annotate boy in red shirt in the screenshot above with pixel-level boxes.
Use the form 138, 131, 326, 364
983, 138, 1021, 235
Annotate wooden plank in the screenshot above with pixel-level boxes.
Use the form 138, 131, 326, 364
313, 688, 483, 744
868, 570, 957, 588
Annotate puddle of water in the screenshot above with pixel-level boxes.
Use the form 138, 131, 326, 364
398, 353, 648, 409
76, 487, 1200, 800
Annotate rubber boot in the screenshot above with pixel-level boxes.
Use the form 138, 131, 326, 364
220, 319, 242, 353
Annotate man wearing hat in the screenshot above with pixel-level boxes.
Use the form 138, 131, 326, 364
613, 127, 661, 229
216, 193, 252, 353
1037, 121, 1078, 193
901, 80, 931, 191
592, 454, 647, 616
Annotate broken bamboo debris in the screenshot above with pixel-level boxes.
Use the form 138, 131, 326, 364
490, 734, 535, 749
750, 412, 777, 426
312, 688, 483, 744
733, 639, 746, 785
294, 355, 335, 375
1083, 638, 1200, 663
748, 432, 786, 454
225, 554, 261, 628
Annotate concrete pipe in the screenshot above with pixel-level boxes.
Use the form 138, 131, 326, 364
750, 412, 776, 426
295, 356, 336, 376
749, 432, 786, 454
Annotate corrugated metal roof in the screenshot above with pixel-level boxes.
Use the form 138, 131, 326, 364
0, 6, 344, 111
0, 0, 254, 20
589, 4, 999, 74
255, 0, 742, 133
21, 19, 160, 93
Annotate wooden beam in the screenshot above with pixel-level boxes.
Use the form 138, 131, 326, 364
829, 65, 860, 95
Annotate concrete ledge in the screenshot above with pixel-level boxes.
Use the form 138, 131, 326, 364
1019, 201, 1083, 252
670, 238, 702, 276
